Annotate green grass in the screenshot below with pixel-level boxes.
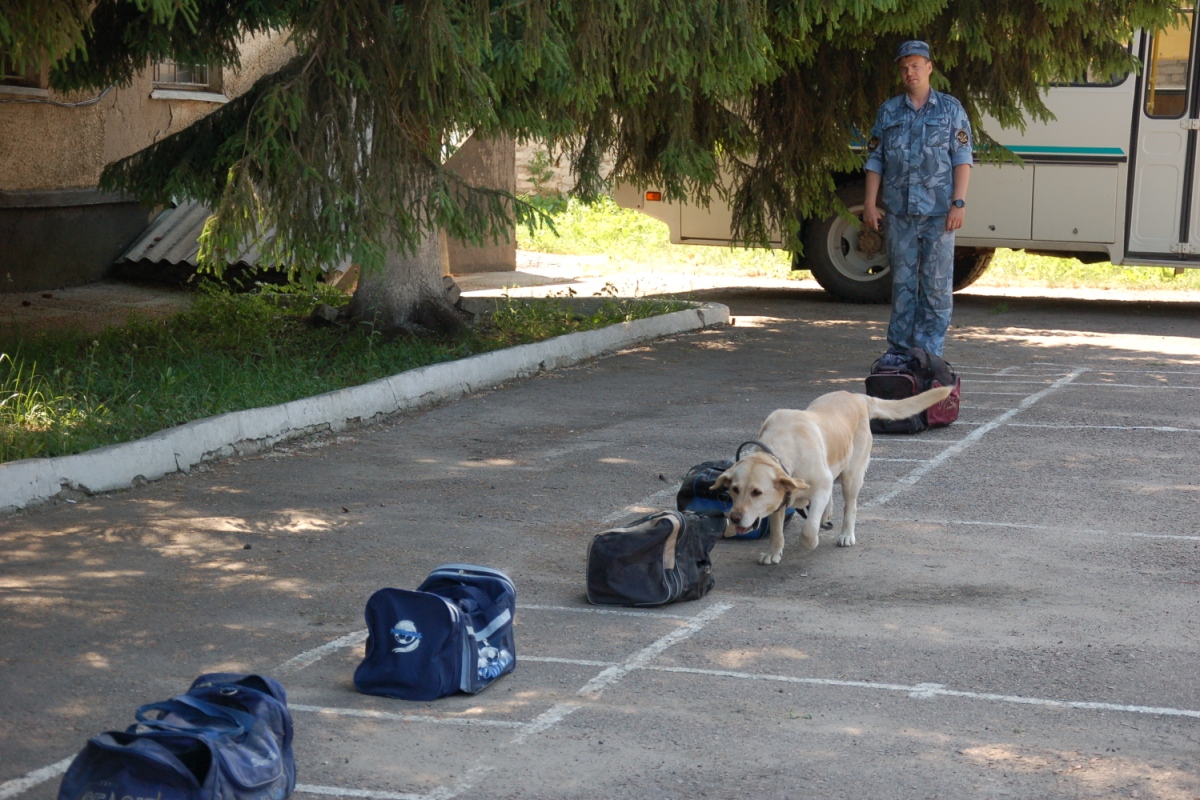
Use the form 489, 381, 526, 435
0, 284, 688, 463
977, 249, 1200, 291
521, 195, 795, 277
521, 195, 1200, 292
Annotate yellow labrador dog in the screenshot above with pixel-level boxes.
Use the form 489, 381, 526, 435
713, 386, 953, 565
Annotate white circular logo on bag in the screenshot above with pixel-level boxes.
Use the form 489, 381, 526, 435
391, 620, 421, 653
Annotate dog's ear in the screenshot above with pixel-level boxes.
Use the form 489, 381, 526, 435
777, 475, 808, 494
711, 470, 733, 491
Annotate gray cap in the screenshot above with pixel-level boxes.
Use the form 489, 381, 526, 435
895, 40, 931, 61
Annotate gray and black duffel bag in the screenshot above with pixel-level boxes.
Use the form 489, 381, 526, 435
585, 510, 725, 607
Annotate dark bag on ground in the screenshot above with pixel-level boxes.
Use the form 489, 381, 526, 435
676, 458, 801, 540
354, 564, 517, 701
58, 673, 295, 800
865, 347, 961, 434
586, 510, 725, 606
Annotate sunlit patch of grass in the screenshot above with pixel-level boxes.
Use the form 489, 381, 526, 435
519, 195, 796, 278
483, 284, 690, 342
0, 284, 689, 463
0, 352, 110, 460
975, 249, 1200, 291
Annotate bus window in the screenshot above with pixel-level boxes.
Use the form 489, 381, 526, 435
1052, 41, 1133, 86
1145, 6, 1195, 118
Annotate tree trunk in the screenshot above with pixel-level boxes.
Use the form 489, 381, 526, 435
344, 133, 516, 337
346, 226, 464, 337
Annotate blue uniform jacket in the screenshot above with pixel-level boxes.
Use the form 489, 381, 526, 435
864, 89, 973, 216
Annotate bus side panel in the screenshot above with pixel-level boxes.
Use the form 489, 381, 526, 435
1032, 165, 1118, 243
958, 164, 1033, 239
613, 182, 683, 243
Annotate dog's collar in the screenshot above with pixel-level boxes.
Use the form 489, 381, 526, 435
736, 440, 776, 461
736, 439, 791, 477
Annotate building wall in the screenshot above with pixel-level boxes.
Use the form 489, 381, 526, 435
514, 140, 615, 198
0, 31, 295, 291
1, 30, 294, 192
445, 135, 517, 274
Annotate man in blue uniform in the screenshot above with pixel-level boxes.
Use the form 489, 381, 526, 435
863, 40, 973, 362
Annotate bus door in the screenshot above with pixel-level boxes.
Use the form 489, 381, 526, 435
1128, 5, 1200, 258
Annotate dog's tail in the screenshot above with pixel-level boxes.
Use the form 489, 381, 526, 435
864, 385, 953, 420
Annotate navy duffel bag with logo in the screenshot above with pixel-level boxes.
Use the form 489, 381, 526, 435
354, 564, 517, 701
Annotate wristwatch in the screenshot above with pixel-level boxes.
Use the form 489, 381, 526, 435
952, 198, 966, 209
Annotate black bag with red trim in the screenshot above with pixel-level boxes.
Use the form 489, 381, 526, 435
865, 347, 961, 434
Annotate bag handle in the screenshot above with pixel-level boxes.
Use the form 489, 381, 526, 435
190, 673, 287, 706
902, 347, 928, 371
135, 694, 258, 734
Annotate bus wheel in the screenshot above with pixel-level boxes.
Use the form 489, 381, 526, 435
953, 247, 995, 291
802, 188, 891, 304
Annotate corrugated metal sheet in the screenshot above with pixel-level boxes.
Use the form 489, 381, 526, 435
117, 201, 349, 271
118, 201, 251, 266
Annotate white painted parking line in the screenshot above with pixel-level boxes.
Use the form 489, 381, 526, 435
0, 758, 74, 800
966, 391, 1051, 396
290, 703, 527, 728
520, 604, 691, 619
859, 517, 1200, 543
577, 601, 732, 698
870, 458, 930, 463
288, 649, 1200, 742
896, 419, 1200, 434
1069, 382, 1200, 390
522, 656, 620, 667
866, 369, 1086, 508
1004, 422, 1200, 433
296, 762, 495, 800
956, 379, 1058, 385
511, 601, 733, 745
295, 785, 430, 800
278, 629, 369, 675
297, 767, 492, 800
648, 665, 1200, 720
510, 702, 584, 745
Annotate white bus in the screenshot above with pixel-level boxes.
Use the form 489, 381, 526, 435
615, 23, 1200, 302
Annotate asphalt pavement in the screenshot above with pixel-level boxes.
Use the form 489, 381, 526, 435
2, 267, 1199, 800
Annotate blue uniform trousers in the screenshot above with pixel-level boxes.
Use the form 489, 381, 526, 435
885, 214, 955, 356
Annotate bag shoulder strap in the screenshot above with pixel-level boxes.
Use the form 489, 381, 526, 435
428, 582, 511, 642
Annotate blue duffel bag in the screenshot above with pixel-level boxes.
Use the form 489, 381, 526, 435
354, 564, 517, 701
676, 450, 801, 540
58, 673, 295, 800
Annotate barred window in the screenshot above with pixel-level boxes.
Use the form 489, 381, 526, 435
153, 60, 216, 91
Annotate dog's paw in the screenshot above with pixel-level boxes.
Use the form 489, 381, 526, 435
836, 532, 856, 547
757, 551, 782, 565
821, 520, 834, 531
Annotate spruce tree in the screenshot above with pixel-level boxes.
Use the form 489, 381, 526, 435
9, 0, 1179, 333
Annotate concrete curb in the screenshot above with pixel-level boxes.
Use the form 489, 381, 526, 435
0, 302, 729, 513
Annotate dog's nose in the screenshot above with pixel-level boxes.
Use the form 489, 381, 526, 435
729, 511, 742, 524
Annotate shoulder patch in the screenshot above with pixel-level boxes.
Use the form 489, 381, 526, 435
956, 129, 970, 146
868, 135, 880, 152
